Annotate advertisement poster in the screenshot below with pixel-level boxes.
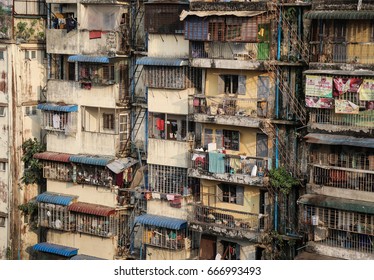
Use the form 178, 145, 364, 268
335, 99, 360, 114
305, 75, 333, 98
359, 79, 374, 101
305, 96, 334, 109
333, 77, 362, 97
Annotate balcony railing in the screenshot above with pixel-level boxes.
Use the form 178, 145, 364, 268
310, 42, 374, 64
309, 109, 374, 129
316, 229, 374, 255
188, 204, 269, 232
191, 42, 270, 61
310, 164, 374, 192
192, 96, 269, 118
190, 151, 269, 176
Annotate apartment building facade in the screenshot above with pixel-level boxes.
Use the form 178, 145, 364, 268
31, 0, 139, 260
0, 0, 47, 260
298, 0, 374, 260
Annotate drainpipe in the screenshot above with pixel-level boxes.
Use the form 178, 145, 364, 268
47, 4, 51, 80
274, 3, 283, 233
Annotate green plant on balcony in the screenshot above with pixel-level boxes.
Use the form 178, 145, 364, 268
18, 201, 38, 230
269, 167, 299, 195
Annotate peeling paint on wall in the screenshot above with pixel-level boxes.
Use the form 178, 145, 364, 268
0, 180, 7, 203
0, 71, 7, 93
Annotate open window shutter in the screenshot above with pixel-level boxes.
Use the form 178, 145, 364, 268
238, 75, 246, 95
236, 186, 244, 205
218, 75, 224, 94
257, 76, 270, 99
215, 129, 223, 149
216, 184, 223, 204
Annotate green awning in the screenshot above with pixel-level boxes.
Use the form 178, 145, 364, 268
298, 194, 374, 215
304, 10, 374, 20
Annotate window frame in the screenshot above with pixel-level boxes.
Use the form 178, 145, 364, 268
219, 184, 244, 205
103, 113, 115, 130
223, 129, 240, 151
0, 107, 5, 117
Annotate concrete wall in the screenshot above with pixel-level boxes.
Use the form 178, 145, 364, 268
148, 88, 193, 115
148, 34, 189, 58
47, 80, 121, 108
147, 138, 190, 168
46, 230, 117, 259
47, 180, 117, 207
146, 199, 189, 221
146, 246, 192, 260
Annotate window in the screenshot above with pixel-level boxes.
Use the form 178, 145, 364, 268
103, 113, 115, 130
219, 75, 246, 94
219, 184, 244, 205
25, 50, 36, 60
25, 106, 37, 116
223, 130, 239, 151
0, 216, 5, 227
0, 51, 4, 60
0, 162, 6, 172
0, 107, 5, 117
103, 65, 115, 82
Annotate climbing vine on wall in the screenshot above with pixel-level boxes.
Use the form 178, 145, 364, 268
21, 138, 45, 187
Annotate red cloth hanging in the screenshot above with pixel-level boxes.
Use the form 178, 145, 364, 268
156, 118, 165, 131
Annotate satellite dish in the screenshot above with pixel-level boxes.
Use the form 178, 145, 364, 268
55, 219, 62, 229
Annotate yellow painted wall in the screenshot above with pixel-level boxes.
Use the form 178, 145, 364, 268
202, 124, 257, 157
200, 179, 260, 215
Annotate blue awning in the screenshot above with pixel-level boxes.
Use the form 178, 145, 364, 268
136, 57, 189, 67
69, 155, 114, 166
70, 254, 106, 260
68, 55, 110, 63
36, 192, 77, 206
33, 242, 78, 257
37, 103, 78, 112
135, 214, 187, 230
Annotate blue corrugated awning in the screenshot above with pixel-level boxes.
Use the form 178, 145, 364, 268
33, 242, 78, 257
135, 214, 187, 230
36, 192, 76, 206
37, 103, 78, 112
136, 57, 189, 67
69, 155, 114, 166
68, 55, 110, 63
70, 254, 106, 260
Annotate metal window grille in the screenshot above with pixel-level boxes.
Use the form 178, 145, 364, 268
149, 164, 188, 195
103, 113, 115, 130
145, 4, 186, 34
42, 162, 72, 182
75, 165, 113, 187
141, 226, 190, 250
38, 202, 72, 231
74, 213, 118, 238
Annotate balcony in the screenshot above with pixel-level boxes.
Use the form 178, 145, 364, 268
309, 109, 374, 135
190, 42, 268, 70
191, 95, 268, 128
188, 204, 269, 240
310, 164, 374, 193
309, 42, 374, 65
46, 79, 128, 108
189, 151, 269, 186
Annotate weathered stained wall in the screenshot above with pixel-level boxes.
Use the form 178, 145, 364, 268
147, 34, 189, 58
148, 88, 193, 115
147, 138, 190, 168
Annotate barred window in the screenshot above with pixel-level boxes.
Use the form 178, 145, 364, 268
74, 213, 117, 238
38, 203, 73, 231
149, 164, 188, 195
223, 130, 240, 151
